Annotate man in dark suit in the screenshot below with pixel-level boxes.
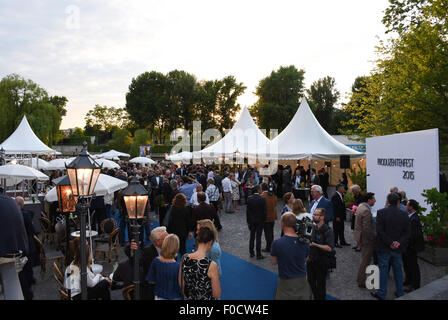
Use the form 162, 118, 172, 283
150, 169, 163, 215
371, 193, 410, 300
309, 185, 333, 224
246, 184, 267, 260
403, 199, 425, 292
130, 226, 167, 300
331, 183, 350, 247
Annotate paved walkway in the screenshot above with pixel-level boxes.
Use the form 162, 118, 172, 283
32, 201, 447, 300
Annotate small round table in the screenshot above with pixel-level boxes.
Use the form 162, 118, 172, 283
70, 230, 98, 238
70, 230, 103, 273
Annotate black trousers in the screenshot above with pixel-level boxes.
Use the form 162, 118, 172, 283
333, 219, 346, 245
19, 259, 34, 300
307, 261, 327, 300
351, 214, 356, 230
159, 206, 167, 227
249, 223, 264, 256
72, 280, 111, 300
403, 249, 421, 289
210, 201, 223, 229
263, 222, 275, 251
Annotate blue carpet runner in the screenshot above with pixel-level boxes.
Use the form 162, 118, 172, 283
112, 210, 338, 300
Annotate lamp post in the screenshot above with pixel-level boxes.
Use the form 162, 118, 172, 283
55, 175, 77, 266
65, 142, 102, 300
0, 147, 5, 194
122, 177, 148, 300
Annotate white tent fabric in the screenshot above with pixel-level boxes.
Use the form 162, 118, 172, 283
0, 115, 57, 154
31, 158, 49, 169
129, 157, 155, 165
0, 164, 49, 180
45, 174, 128, 202
249, 99, 364, 160
94, 158, 120, 169
46, 158, 76, 170
166, 151, 192, 162
97, 150, 130, 159
199, 107, 270, 159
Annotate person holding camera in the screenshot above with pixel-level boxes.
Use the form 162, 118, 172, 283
306, 208, 335, 300
270, 212, 311, 300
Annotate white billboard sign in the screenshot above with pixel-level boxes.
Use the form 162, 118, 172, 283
366, 129, 439, 214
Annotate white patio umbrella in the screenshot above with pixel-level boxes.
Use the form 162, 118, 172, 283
129, 156, 156, 165
166, 151, 192, 162
94, 158, 120, 169
46, 158, 76, 170
31, 158, 49, 169
97, 150, 130, 159
0, 164, 49, 181
44, 174, 128, 202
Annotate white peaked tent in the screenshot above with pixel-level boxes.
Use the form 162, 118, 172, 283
250, 99, 363, 160
0, 115, 56, 154
199, 106, 270, 159
166, 151, 192, 162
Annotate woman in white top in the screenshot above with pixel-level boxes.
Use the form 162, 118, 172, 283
229, 173, 241, 212
64, 238, 112, 300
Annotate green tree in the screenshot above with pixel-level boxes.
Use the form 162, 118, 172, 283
341, 0, 448, 145
0, 74, 65, 145
250, 65, 306, 132
85, 105, 130, 132
107, 128, 133, 153
307, 76, 340, 134
195, 76, 246, 133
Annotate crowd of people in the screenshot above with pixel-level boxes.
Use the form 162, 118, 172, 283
0, 158, 429, 301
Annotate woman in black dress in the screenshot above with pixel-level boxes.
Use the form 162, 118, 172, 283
167, 193, 191, 256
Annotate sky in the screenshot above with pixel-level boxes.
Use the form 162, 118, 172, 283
0, 0, 390, 130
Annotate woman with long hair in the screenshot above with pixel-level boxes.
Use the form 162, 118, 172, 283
197, 219, 222, 278
179, 227, 221, 300
167, 193, 191, 256
64, 238, 111, 300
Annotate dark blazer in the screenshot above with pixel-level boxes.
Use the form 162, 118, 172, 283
0, 195, 29, 257
150, 176, 163, 194
331, 192, 346, 221
246, 193, 267, 226
375, 205, 411, 253
407, 212, 425, 252
192, 203, 218, 226
310, 197, 334, 222
167, 206, 190, 238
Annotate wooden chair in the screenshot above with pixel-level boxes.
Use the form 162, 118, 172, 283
34, 235, 65, 279
122, 285, 135, 300
53, 261, 64, 283
94, 218, 117, 245
59, 289, 69, 300
94, 228, 120, 263
39, 216, 55, 246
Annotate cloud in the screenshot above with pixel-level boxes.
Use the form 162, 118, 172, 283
0, 0, 389, 129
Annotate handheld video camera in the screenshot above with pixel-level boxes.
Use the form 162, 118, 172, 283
294, 213, 315, 243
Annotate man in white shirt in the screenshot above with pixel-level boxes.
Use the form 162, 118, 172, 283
190, 184, 210, 207
221, 172, 234, 213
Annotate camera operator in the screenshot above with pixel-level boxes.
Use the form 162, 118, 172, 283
269, 212, 311, 300
306, 208, 335, 300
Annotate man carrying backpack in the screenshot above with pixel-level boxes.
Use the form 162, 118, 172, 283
306, 208, 335, 300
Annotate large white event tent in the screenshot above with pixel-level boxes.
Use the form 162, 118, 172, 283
199, 106, 270, 160
0, 115, 57, 155
249, 99, 363, 160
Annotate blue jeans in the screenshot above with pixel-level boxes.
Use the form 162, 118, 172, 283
377, 251, 404, 299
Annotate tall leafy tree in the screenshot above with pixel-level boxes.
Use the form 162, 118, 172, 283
307, 76, 340, 134
0, 74, 65, 145
341, 0, 448, 145
250, 65, 306, 132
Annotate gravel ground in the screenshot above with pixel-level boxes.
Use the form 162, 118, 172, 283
31, 200, 447, 300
